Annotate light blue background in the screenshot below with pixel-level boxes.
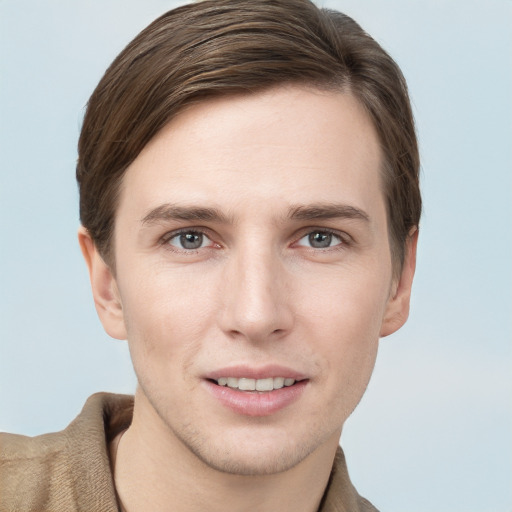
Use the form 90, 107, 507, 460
1, 1, 511, 511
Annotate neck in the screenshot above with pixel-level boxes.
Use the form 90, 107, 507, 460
112, 389, 339, 512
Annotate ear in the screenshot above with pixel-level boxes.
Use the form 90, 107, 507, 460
78, 226, 127, 340
380, 228, 419, 338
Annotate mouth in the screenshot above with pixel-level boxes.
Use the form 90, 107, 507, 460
204, 372, 307, 416
213, 376, 298, 392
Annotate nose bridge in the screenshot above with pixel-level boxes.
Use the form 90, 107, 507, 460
220, 239, 292, 341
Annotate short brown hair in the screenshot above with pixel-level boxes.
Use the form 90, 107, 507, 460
77, 0, 421, 273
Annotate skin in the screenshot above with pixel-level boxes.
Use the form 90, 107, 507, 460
80, 85, 417, 512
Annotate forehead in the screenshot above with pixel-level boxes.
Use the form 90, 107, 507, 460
118, 86, 384, 222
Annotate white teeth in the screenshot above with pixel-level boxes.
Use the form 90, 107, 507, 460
273, 377, 284, 389
238, 378, 256, 391
255, 377, 274, 391
216, 377, 296, 391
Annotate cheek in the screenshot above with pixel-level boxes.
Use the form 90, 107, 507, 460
307, 296, 382, 424
300, 260, 391, 334
298, 265, 389, 383
118, 268, 217, 370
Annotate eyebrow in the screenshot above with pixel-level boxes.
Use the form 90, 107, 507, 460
141, 204, 232, 226
288, 203, 370, 222
141, 202, 370, 227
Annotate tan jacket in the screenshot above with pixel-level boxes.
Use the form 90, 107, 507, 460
0, 393, 378, 511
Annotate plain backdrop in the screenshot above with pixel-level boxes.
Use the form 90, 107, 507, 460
1, 1, 511, 511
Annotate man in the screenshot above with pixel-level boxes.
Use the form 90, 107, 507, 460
0, 0, 421, 510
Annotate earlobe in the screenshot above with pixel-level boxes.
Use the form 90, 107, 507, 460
78, 226, 127, 340
380, 228, 419, 338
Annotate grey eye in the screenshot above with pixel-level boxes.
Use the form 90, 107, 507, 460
297, 231, 342, 249
310, 232, 331, 248
169, 231, 209, 250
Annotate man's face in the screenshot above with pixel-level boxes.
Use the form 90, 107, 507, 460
93, 86, 411, 475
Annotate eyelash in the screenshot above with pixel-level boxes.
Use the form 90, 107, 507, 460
159, 227, 351, 253
160, 228, 217, 253
294, 228, 350, 251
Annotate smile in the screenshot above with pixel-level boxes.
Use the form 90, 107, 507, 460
205, 376, 307, 416
216, 377, 296, 391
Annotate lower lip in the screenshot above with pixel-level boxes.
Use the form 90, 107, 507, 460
203, 380, 308, 417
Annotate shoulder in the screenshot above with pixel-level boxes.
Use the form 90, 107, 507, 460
0, 429, 69, 510
0, 392, 133, 512
320, 447, 380, 512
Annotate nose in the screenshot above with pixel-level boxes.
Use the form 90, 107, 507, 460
218, 244, 294, 343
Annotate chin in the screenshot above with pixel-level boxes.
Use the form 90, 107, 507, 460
186, 437, 315, 476
168, 418, 338, 477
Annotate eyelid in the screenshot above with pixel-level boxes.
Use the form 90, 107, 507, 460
159, 227, 220, 251
292, 227, 352, 247
157, 226, 352, 252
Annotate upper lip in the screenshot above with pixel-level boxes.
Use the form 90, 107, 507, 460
205, 364, 307, 381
